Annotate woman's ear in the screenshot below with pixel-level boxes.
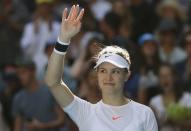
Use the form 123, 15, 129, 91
125, 70, 131, 81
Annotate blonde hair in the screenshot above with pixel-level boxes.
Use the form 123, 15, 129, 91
96, 45, 131, 69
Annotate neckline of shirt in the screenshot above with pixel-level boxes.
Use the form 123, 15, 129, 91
99, 99, 133, 109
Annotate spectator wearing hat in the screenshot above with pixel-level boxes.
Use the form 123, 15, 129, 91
20, 0, 60, 80
157, 19, 187, 65
12, 58, 64, 131
137, 33, 161, 105
157, 0, 187, 33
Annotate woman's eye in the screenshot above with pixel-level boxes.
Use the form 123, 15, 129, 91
112, 70, 120, 74
99, 69, 106, 73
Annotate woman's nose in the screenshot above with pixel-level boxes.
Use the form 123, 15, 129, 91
106, 73, 113, 81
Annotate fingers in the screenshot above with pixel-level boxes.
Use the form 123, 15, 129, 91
71, 5, 79, 20
76, 8, 84, 22
66, 5, 84, 21
62, 8, 68, 21
67, 5, 75, 20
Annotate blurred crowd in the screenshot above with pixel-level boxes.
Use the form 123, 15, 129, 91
0, 0, 191, 131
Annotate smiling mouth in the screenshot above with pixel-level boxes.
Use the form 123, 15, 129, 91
104, 83, 115, 86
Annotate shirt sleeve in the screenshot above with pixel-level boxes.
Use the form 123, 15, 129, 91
144, 108, 158, 131
63, 96, 92, 128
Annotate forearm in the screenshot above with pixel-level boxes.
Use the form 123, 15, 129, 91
45, 51, 66, 87
45, 39, 75, 107
45, 5, 84, 107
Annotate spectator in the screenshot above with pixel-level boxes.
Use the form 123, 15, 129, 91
89, 0, 112, 21
0, 0, 29, 64
128, 0, 158, 42
112, 1, 131, 19
157, 19, 187, 65
137, 33, 160, 105
0, 66, 21, 130
157, 0, 187, 33
99, 11, 122, 44
150, 63, 191, 131
12, 58, 64, 131
20, 0, 60, 80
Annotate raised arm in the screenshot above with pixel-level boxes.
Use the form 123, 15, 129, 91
45, 5, 84, 107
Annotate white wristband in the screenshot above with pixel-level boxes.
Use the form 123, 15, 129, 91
53, 48, 66, 55
57, 37, 70, 45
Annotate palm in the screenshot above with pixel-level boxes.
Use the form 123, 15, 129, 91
59, 5, 84, 42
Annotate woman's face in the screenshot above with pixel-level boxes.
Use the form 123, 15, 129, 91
159, 66, 174, 90
97, 62, 129, 94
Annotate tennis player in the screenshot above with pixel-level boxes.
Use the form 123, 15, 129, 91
45, 5, 158, 131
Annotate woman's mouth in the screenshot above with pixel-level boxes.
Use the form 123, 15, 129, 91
103, 83, 115, 86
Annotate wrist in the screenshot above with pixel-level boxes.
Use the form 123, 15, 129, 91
54, 38, 69, 55
57, 37, 70, 45
58, 35, 70, 43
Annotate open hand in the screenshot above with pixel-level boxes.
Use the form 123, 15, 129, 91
59, 5, 84, 43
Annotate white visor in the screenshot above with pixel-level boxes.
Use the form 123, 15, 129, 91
94, 53, 129, 70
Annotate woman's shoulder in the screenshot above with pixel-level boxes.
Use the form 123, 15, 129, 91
130, 100, 153, 114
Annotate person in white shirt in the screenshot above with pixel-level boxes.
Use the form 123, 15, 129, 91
45, 5, 158, 131
20, 0, 60, 80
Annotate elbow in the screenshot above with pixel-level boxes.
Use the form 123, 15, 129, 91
44, 75, 60, 88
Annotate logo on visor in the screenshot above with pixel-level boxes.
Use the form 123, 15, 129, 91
104, 55, 111, 58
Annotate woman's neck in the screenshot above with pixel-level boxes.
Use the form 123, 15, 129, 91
102, 93, 129, 106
